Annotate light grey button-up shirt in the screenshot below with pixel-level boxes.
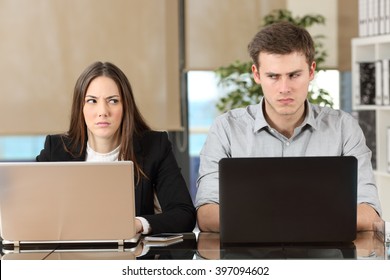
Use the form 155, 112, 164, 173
195, 98, 382, 215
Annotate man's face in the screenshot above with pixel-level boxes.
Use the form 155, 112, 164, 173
252, 52, 315, 120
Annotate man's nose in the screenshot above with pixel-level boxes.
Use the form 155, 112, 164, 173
279, 77, 291, 94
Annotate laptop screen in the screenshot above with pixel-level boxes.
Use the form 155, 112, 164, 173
0, 161, 136, 245
219, 156, 357, 245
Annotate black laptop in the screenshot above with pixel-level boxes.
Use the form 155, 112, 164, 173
219, 156, 358, 246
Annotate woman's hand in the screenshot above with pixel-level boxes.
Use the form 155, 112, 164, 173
135, 218, 143, 233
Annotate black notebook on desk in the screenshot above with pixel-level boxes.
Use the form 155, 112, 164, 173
219, 156, 358, 246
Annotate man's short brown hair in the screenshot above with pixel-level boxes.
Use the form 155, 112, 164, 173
248, 21, 315, 68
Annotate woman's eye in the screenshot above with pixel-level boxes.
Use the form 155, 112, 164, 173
85, 99, 96, 103
108, 99, 119, 104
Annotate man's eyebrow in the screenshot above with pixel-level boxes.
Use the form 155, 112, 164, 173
288, 70, 303, 75
265, 69, 303, 76
264, 71, 280, 75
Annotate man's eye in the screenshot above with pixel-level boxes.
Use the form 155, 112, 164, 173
290, 73, 300, 79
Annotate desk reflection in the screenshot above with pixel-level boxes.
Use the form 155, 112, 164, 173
196, 231, 387, 260
137, 232, 197, 260
1, 230, 387, 260
1, 233, 197, 260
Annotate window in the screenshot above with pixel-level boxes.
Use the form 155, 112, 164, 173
187, 71, 222, 197
312, 70, 340, 109
0, 136, 45, 161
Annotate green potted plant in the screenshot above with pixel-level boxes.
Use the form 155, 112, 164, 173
215, 9, 334, 112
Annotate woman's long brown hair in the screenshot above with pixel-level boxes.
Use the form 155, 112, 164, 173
65, 61, 151, 180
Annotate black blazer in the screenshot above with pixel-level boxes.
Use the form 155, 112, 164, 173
36, 131, 196, 234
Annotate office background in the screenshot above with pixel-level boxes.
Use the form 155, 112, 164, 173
0, 0, 387, 219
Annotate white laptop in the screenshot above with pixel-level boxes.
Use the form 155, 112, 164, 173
0, 161, 139, 251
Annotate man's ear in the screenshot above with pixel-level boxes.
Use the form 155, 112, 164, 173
309, 61, 316, 80
252, 64, 261, 84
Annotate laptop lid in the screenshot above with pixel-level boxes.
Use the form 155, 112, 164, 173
0, 161, 137, 247
219, 156, 358, 245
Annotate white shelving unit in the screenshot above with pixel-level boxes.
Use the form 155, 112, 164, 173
352, 35, 390, 221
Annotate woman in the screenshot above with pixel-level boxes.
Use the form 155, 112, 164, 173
36, 61, 196, 235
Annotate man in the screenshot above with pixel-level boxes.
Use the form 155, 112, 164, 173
195, 21, 382, 232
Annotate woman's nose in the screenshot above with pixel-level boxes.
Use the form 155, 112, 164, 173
97, 103, 109, 117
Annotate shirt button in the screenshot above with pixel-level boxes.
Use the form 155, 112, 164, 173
285, 142, 290, 146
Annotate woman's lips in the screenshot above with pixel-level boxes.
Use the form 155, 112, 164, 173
96, 122, 110, 127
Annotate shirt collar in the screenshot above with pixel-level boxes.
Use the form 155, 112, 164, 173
253, 98, 318, 133
305, 101, 318, 130
253, 98, 268, 132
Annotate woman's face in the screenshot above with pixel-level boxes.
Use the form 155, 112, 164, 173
83, 76, 123, 146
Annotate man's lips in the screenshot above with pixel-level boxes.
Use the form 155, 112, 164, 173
278, 98, 294, 105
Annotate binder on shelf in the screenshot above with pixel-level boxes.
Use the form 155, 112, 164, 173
367, 0, 379, 35
357, 111, 377, 170
359, 0, 369, 36
387, 127, 390, 173
359, 62, 376, 105
374, 0, 380, 35
380, 0, 386, 34
375, 60, 383, 105
368, 0, 374, 35
386, 0, 390, 34
361, 0, 390, 36
382, 59, 390, 105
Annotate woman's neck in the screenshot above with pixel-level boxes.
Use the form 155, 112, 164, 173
87, 137, 119, 154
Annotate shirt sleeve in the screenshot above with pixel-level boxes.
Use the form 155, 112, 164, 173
136, 216, 151, 234
342, 114, 382, 216
195, 117, 231, 208
137, 131, 196, 234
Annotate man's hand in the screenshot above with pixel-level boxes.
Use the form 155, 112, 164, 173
357, 203, 382, 231
197, 232, 220, 259
197, 203, 381, 233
